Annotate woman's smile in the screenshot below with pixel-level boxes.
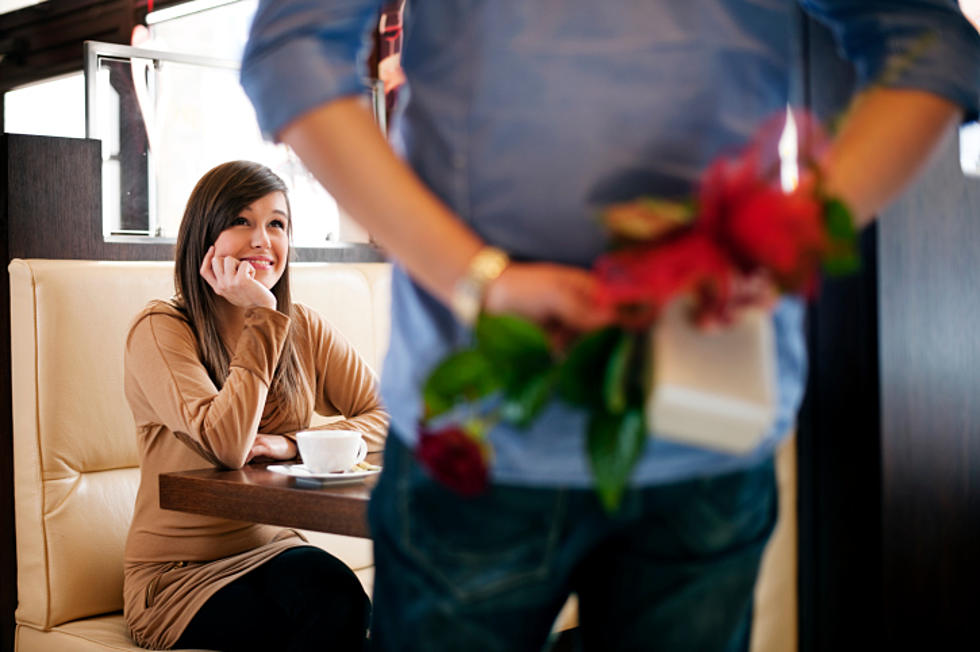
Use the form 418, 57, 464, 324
212, 191, 290, 289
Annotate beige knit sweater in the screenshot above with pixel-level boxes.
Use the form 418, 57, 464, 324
121, 300, 387, 649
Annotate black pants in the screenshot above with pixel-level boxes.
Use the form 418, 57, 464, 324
174, 546, 370, 652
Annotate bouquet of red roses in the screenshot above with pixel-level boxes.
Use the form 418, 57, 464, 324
418, 110, 858, 510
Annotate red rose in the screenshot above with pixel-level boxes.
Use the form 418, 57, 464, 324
696, 148, 766, 234
722, 186, 826, 292
416, 425, 490, 496
595, 232, 733, 321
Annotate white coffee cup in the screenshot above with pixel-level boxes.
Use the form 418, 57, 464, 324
296, 430, 367, 473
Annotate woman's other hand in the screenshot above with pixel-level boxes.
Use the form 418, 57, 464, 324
200, 245, 277, 310
483, 263, 616, 351
246, 434, 298, 463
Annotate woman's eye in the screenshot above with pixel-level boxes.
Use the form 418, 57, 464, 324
232, 217, 249, 226
270, 219, 286, 229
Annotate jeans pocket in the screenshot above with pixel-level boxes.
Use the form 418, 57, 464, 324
397, 463, 564, 603
663, 460, 778, 558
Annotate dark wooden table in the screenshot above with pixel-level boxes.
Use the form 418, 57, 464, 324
158, 453, 383, 538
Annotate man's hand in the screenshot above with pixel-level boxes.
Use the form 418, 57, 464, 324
693, 270, 779, 331
483, 263, 616, 350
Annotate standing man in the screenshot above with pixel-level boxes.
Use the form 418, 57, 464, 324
242, 2, 979, 650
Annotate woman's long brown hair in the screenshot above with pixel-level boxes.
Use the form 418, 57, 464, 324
173, 160, 301, 402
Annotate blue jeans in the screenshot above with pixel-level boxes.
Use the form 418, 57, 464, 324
367, 436, 777, 652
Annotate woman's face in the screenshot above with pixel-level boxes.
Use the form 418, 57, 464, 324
212, 191, 290, 290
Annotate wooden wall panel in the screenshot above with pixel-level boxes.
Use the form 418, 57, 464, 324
5, 134, 165, 259
878, 128, 980, 647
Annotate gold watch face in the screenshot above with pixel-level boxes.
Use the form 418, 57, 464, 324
451, 247, 510, 325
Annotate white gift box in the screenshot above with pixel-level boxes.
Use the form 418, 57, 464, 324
646, 301, 776, 453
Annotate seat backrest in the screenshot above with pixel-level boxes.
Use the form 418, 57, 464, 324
9, 259, 390, 629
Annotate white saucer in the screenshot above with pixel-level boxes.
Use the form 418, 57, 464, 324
267, 464, 381, 483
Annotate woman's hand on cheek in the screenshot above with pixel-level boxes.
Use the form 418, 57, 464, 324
199, 246, 277, 310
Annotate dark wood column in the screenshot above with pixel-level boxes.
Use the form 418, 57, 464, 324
797, 7, 980, 650
878, 127, 980, 647
795, 14, 883, 652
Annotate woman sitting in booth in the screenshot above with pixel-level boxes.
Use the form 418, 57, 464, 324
121, 160, 388, 651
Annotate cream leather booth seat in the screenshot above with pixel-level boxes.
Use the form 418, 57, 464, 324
9, 259, 391, 651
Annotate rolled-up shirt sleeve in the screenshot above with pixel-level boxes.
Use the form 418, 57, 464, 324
241, 0, 383, 139
801, 0, 980, 120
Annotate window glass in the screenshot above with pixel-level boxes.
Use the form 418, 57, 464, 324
145, 0, 257, 61
4, 72, 85, 138
90, 51, 341, 241
0, 0, 43, 15
86, 39, 380, 245
137, 0, 349, 244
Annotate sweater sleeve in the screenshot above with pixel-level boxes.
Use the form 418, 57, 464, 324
125, 306, 291, 468
300, 305, 389, 452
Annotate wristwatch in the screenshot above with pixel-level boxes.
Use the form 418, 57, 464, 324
450, 246, 511, 326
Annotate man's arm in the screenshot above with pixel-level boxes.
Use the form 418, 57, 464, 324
281, 98, 482, 307
823, 87, 964, 228
280, 98, 613, 335
799, 0, 978, 225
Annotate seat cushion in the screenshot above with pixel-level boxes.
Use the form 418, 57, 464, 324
15, 614, 209, 652
14, 567, 379, 652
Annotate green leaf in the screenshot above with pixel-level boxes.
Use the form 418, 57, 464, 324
602, 330, 635, 415
500, 368, 557, 428
587, 407, 647, 512
824, 197, 857, 243
822, 250, 860, 276
475, 313, 553, 388
821, 197, 860, 277
639, 197, 696, 225
557, 327, 622, 408
423, 349, 501, 418
475, 313, 551, 362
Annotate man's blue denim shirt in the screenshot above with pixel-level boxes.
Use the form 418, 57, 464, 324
243, 0, 979, 487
